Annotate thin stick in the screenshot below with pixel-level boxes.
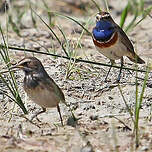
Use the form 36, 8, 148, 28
0, 44, 148, 74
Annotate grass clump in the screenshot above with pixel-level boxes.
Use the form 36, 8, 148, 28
0, 25, 27, 115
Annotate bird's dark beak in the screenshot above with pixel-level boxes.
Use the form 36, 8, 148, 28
10, 64, 24, 69
11, 63, 33, 73
0, 64, 23, 74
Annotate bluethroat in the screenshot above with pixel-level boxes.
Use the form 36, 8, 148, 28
11, 57, 66, 126
92, 12, 145, 82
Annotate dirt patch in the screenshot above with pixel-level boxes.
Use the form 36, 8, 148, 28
0, 0, 152, 151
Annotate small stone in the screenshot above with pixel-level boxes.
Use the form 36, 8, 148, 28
97, 101, 101, 105
90, 115, 98, 121
108, 96, 113, 100
81, 141, 94, 152
67, 115, 78, 127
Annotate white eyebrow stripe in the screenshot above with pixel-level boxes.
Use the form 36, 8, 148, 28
102, 14, 110, 18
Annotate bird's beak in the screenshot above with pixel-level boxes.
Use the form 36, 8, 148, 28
0, 64, 23, 74
10, 64, 24, 69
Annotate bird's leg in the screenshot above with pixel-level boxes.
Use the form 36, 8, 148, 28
57, 104, 63, 126
105, 59, 115, 82
31, 107, 46, 121
117, 57, 124, 82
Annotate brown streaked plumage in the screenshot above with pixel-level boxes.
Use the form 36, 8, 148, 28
11, 57, 66, 125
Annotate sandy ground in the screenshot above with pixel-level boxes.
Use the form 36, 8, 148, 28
0, 0, 152, 151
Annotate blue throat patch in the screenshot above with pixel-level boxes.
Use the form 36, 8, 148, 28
93, 20, 114, 41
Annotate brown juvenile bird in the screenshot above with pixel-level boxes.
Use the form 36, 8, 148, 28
11, 57, 66, 125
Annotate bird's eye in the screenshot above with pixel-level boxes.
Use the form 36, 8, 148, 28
96, 16, 99, 20
22, 62, 29, 67
96, 14, 101, 21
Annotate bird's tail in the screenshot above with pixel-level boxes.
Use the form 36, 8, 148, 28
127, 53, 145, 64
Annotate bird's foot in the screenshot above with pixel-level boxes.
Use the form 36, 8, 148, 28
16, 114, 41, 128
30, 109, 46, 122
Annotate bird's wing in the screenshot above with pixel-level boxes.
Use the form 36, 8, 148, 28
116, 25, 135, 54
45, 78, 66, 103
33, 72, 66, 104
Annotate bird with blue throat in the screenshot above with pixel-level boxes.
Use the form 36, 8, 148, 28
92, 11, 145, 82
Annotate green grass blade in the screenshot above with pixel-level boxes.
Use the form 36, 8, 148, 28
133, 6, 152, 28
56, 25, 67, 43
42, 0, 54, 27
53, 12, 92, 36
125, 9, 138, 32
30, 5, 37, 28
91, 0, 102, 12
120, 2, 130, 28
0, 74, 28, 114
118, 84, 134, 123
134, 66, 149, 147
8, 15, 21, 36
103, 0, 109, 12
31, 9, 69, 57
0, 25, 27, 114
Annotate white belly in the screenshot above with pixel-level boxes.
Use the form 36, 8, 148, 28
25, 86, 60, 108
95, 38, 129, 60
